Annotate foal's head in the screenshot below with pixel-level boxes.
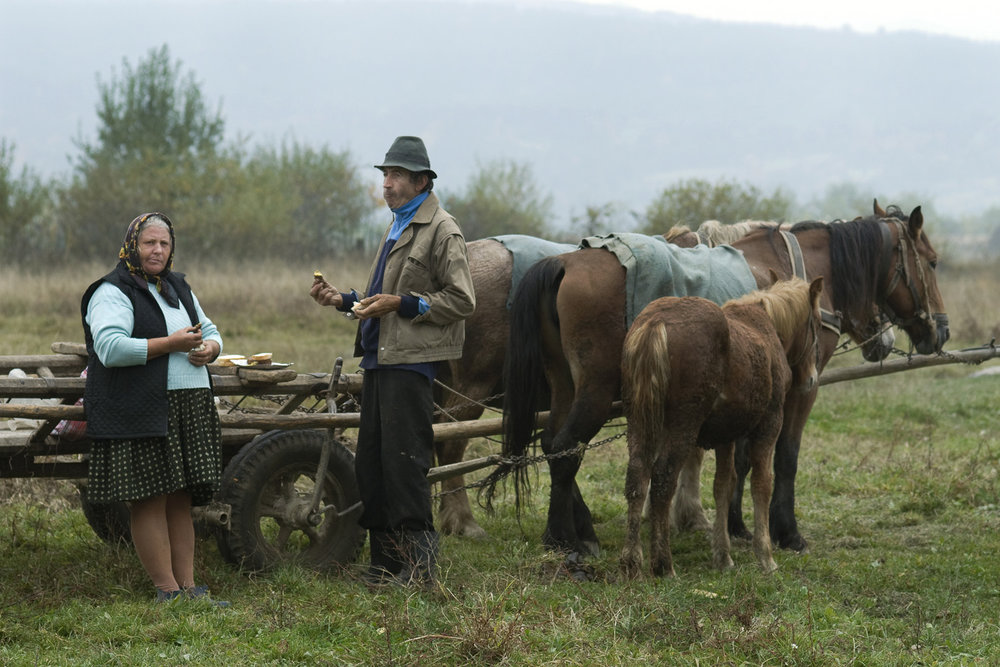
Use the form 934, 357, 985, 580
753, 275, 825, 392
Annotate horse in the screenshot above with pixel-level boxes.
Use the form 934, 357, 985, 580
490, 201, 948, 563
434, 229, 726, 538
620, 276, 823, 577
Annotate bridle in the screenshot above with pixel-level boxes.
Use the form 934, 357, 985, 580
877, 218, 939, 330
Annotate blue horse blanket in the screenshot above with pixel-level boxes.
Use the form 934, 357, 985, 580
488, 234, 577, 309
580, 232, 758, 326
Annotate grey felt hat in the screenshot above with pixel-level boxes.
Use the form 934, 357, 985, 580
374, 136, 437, 179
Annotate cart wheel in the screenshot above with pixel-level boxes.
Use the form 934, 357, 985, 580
215, 429, 365, 572
77, 483, 132, 545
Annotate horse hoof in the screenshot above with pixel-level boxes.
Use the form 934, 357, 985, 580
581, 540, 601, 558
456, 523, 487, 539
776, 533, 809, 553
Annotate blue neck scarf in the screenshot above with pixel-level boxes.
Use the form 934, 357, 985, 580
388, 191, 430, 240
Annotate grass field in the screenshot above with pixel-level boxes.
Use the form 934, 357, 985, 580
1, 259, 999, 665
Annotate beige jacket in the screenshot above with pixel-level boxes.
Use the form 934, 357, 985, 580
355, 192, 476, 365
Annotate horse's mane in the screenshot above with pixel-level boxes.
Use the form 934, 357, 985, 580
697, 219, 782, 246
784, 208, 910, 325
823, 214, 895, 323
725, 277, 813, 342
663, 225, 693, 242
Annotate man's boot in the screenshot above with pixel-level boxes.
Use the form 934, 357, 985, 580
399, 529, 439, 589
363, 530, 404, 586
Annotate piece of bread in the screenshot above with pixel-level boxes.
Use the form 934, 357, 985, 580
215, 354, 246, 367
313, 270, 323, 280
249, 352, 272, 365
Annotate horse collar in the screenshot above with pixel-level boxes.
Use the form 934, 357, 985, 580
779, 230, 841, 336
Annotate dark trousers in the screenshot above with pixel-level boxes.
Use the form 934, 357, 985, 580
355, 368, 435, 533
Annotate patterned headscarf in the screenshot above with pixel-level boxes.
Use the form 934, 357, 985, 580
119, 212, 179, 307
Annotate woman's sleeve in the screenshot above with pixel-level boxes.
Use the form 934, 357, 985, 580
85, 283, 149, 367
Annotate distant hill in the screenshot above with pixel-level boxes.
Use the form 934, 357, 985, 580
4, 0, 1000, 230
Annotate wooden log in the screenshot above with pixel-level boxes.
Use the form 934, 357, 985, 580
0, 371, 364, 399
819, 345, 999, 386
0, 354, 86, 375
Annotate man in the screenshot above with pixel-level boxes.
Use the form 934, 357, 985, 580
310, 136, 476, 587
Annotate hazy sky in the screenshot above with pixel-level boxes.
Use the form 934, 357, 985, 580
532, 0, 1000, 42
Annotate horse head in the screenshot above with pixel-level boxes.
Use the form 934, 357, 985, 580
873, 200, 949, 355
855, 312, 896, 362
766, 271, 824, 393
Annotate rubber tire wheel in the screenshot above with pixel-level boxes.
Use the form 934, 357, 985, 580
215, 429, 365, 572
78, 483, 132, 545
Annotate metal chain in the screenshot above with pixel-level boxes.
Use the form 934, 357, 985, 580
431, 425, 628, 500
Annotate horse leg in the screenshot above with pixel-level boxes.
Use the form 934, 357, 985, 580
711, 443, 736, 571
539, 358, 603, 556
543, 428, 601, 557
749, 432, 779, 572
727, 437, 754, 541
769, 389, 817, 553
435, 433, 487, 538
648, 446, 683, 577
541, 359, 615, 558
671, 448, 711, 532
620, 432, 651, 578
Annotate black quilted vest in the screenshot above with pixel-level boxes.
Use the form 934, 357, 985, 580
81, 264, 199, 439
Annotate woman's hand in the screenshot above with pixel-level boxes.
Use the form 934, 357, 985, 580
187, 339, 219, 367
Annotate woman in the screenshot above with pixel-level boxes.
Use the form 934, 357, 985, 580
82, 212, 228, 606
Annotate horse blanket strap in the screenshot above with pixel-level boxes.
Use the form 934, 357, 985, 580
580, 232, 758, 327
489, 235, 577, 309
779, 230, 841, 335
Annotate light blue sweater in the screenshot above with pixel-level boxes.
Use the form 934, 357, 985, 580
85, 281, 223, 390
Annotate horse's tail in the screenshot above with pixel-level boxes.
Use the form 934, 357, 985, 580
481, 255, 565, 513
621, 316, 670, 446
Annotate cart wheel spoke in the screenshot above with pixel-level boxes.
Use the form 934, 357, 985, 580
273, 524, 293, 549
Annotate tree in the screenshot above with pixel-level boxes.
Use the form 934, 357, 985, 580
441, 160, 553, 241
236, 142, 379, 259
565, 202, 633, 240
796, 182, 874, 221
60, 45, 226, 259
0, 139, 52, 263
639, 178, 792, 234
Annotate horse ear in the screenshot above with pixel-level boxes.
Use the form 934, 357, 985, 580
809, 276, 824, 302
873, 199, 887, 217
768, 268, 780, 285
908, 206, 924, 237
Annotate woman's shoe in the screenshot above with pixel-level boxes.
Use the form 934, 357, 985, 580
184, 585, 231, 608
155, 589, 183, 603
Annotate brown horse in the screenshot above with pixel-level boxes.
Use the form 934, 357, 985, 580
490, 202, 948, 561
620, 276, 823, 577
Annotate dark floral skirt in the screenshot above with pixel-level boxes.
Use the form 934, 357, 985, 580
86, 388, 222, 505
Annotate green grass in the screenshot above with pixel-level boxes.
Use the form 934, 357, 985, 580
1, 261, 999, 665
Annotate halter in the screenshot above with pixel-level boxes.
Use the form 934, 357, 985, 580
877, 218, 935, 330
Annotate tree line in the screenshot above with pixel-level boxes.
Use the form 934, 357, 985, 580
4, 45, 996, 267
